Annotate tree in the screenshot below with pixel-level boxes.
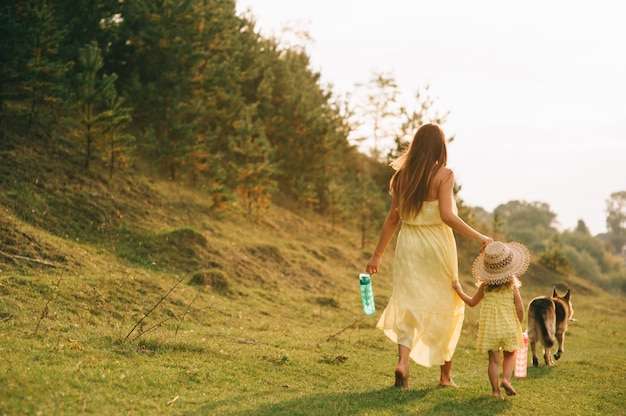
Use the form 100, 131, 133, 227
563, 228, 608, 268
494, 200, 558, 251
390, 84, 452, 162
539, 235, 571, 274
351, 72, 400, 161
229, 104, 277, 221
119, 0, 209, 179
73, 41, 119, 169
252, 43, 352, 212
101, 93, 134, 179
0, 1, 31, 115
575, 219, 590, 235
606, 191, 626, 253
0, 0, 70, 126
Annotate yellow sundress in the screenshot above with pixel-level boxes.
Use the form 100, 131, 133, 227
476, 285, 523, 353
376, 200, 465, 367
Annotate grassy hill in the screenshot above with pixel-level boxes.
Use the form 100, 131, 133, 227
1, 126, 625, 415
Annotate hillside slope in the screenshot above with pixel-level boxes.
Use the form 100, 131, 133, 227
3, 123, 626, 416
0, 122, 606, 325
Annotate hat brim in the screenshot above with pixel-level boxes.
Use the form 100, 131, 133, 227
472, 242, 530, 285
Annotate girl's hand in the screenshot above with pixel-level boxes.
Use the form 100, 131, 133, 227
451, 280, 462, 293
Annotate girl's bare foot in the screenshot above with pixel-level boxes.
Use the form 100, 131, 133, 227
394, 364, 409, 388
501, 380, 517, 396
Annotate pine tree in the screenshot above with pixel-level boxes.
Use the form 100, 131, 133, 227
23, 0, 69, 126
0, 1, 30, 115
0, 0, 69, 126
119, 0, 209, 180
73, 41, 120, 169
101, 93, 134, 179
229, 104, 277, 221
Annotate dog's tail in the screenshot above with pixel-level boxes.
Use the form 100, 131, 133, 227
531, 298, 555, 348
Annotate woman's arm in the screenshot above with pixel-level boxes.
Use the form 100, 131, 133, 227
452, 280, 484, 307
366, 195, 401, 275
513, 284, 524, 322
438, 168, 492, 250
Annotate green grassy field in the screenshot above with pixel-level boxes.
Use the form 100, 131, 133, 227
2, 198, 625, 415
1, 134, 625, 415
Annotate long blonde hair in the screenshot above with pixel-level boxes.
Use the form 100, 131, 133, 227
390, 124, 447, 218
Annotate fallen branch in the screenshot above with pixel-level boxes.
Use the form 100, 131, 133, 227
231, 338, 259, 344
132, 316, 176, 342
0, 250, 59, 267
326, 317, 367, 341
124, 275, 185, 342
33, 276, 63, 336
175, 289, 201, 339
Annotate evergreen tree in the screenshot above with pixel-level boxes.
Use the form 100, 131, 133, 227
0, 1, 31, 115
73, 41, 120, 169
0, 0, 69, 126
101, 93, 134, 179
119, 0, 209, 179
191, 0, 251, 189
229, 104, 277, 221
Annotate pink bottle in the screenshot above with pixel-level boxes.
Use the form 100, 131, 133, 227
514, 331, 529, 378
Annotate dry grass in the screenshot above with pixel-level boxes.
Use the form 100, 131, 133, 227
1, 128, 625, 415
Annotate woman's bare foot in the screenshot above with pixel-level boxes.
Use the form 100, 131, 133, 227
438, 379, 458, 388
492, 390, 503, 399
439, 361, 457, 387
501, 380, 517, 396
394, 364, 409, 388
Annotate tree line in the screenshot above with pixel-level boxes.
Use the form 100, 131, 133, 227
1, 0, 384, 222
1, 0, 624, 293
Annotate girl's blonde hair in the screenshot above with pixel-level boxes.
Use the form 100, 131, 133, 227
390, 124, 447, 218
483, 276, 522, 291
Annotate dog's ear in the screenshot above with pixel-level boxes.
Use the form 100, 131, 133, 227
563, 289, 571, 301
552, 286, 558, 298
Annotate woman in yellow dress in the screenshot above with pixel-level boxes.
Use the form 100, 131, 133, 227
452, 241, 529, 398
365, 123, 492, 388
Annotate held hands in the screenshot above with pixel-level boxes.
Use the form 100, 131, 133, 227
451, 279, 462, 294
479, 235, 493, 251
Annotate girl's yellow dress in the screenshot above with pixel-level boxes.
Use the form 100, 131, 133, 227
376, 200, 465, 367
477, 285, 523, 353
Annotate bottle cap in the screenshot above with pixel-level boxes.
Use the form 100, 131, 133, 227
359, 273, 371, 284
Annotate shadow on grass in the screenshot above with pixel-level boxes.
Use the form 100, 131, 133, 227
432, 395, 511, 415
195, 386, 513, 416
525, 364, 555, 379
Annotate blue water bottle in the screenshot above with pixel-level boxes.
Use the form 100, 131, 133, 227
359, 273, 376, 316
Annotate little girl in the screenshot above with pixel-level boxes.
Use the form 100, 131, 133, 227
452, 241, 529, 398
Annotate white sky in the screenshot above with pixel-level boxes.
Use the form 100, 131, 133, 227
236, 0, 626, 235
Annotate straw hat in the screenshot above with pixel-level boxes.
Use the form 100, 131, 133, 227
472, 241, 530, 285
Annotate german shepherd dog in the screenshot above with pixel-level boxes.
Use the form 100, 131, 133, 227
527, 287, 574, 366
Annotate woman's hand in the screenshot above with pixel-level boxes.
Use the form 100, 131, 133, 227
366, 255, 382, 275
480, 235, 493, 251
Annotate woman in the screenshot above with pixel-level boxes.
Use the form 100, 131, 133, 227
365, 123, 492, 388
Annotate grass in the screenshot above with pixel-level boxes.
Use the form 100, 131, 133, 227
1, 129, 626, 415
